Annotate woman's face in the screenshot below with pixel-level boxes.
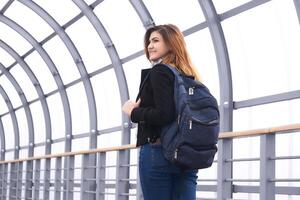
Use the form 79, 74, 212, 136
147, 31, 170, 62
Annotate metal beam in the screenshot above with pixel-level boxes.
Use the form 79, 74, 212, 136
71, 1, 131, 199
198, 1, 233, 200
260, 134, 275, 200
0, 39, 51, 157
0, 63, 34, 158
129, 0, 154, 28
0, 14, 72, 156
0, 85, 19, 159
0, 119, 5, 160
234, 90, 300, 109
17, 0, 98, 153
0, 0, 14, 14
294, 0, 300, 25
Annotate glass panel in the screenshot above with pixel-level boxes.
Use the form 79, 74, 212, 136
233, 193, 259, 200
94, 0, 145, 58
15, 109, 29, 147
276, 159, 300, 187
43, 35, 80, 85
0, 0, 9, 10
122, 56, 150, 100
34, 145, 45, 157
97, 131, 121, 148
222, 1, 300, 101
0, 48, 15, 66
91, 69, 122, 130
143, 0, 205, 31
4, 151, 14, 160
233, 160, 260, 179
33, 0, 81, 26
233, 137, 260, 159
30, 101, 46, 144
10, 64, 38, 102
0, 75, 22, 107
212, 0, 250, 13
72, 137, 89, 151
24, 51, 57, 94
276, 132, 300, 157
66, 16, 111, 73
2, 115, 14, 149
233, 99, 300, 131
185, 29, 220, 102
66, 82, 89, 135
5, 1, 53, 42
51, 141, 64, 154
0, 23, 32, 56
19, 148, 28, 159
46, 93, 65, 140
0, 94, 9, 114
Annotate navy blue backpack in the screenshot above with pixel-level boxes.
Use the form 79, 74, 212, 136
159, 64, 220, 170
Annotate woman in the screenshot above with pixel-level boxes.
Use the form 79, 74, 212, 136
122, 24, 200, 200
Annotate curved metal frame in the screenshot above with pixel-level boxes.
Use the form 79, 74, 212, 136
0, 85, 19, 159
0, 40, 52, 154
0, 14, 72, 155
198, 1, 233, 200
0, 119, 5, 160
71, 1, 131, 199
0, 63, 34, 157
17, 0, 98, 153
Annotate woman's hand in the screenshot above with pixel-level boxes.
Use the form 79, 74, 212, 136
122, 99, 141, 116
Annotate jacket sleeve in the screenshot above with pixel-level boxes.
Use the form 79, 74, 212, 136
131, 64, 175, 125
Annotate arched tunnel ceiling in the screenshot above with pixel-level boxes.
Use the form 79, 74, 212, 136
0, 0, 300, 160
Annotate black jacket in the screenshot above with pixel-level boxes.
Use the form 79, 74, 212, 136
131, 64, 176, 146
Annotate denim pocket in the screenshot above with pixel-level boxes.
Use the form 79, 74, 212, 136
150, 144, 170, 169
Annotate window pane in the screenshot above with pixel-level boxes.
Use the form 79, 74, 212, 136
0, 93, 9, 114
30, 101, 46, 144
5, 1, 53, 42
122, 56, 150, 100
185, 29, 220, 102
24, 51, 57, 94
91, 69, 122, 130
143, 0, 205, 30
43, 35, 80, 85
2, 115, 14, 149
0, 0, 9, 10
47, 93, 65, 140
15, 109, 28, 147
213, 0, 250, 13
66, 16, 111, 73
33, 0, 81, 26
0, 23, 32, 56
98, 131, 121, 148
0, 75, 22, 107
10, 64, 38, 102
0, 47, 15, 66
66, 82, 89, 135
233, 99, 300, 131
94, 0, 145, 58
222, 1, 300, 101
72, 137, 89, 151
51, 141, 64, 154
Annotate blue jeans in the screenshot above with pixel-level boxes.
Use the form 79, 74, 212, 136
139, 143, 198, 200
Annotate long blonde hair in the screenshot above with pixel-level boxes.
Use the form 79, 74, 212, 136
144, 24, 200, 81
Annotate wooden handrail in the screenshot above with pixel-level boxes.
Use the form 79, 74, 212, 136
0, 123, 299, 164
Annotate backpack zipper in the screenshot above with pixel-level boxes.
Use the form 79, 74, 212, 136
174, 148, 178, 159
191, 117, 219, 126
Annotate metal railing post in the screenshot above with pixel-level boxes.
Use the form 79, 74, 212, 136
260, 133, 275, 200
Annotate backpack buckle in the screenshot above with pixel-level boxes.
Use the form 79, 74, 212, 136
188, 87, 194, 95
